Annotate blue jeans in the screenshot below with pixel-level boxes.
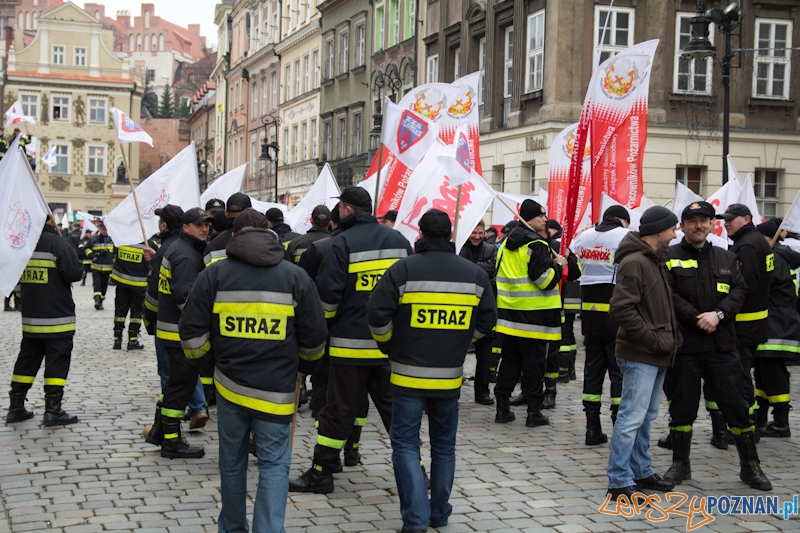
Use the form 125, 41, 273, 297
217, 394, 291, 533
391, 394, 458, 531
607, 357, 667, 489
155, 340, 205, 415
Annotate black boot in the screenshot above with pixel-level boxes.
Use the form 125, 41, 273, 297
42, 390, 78, 426
663, 430, 692, 484
144, 403, 164, 445
760, 403, 791, 438
657, 433, 673, 450
113, 337, 122, 350
81, 272, 86, 286
344, 425, 363, 466
289, 465, 334, 494
4, 297, 14, 312
542, 383, 556, 410
94, 295, 103, 310
509, 392, 525, 406
526, 399, 549, 427
495, 396, 515, 423
160, 418, 204, 459
585, 410, 607, 445
127, 338, 144, 350
568, 351, 577, 381
708, 409, 728, 450
6, 391, 34, 423
733, 432, 772, 491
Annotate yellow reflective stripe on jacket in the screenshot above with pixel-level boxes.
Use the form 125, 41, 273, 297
735, 310, 768, 322
145, 293, 158, 312
348, 258, 399, 273
21, 316, 76, 334
581, 302, 610, 312
214, 369, 295, 416
399, 292, 480, 306
495, 319, 561, 341
203, 250, 227, 266
757, 339, 800, 354
666, 259, 698, 270
182, 332, 211, 359
212, 302, 295, 316
329, 337, 387, 359
26, 259, 57, 268
299, 343, 326, 361
110, 270, 148, 287
91, 264, 113, 272
496, 241, 561, 311
369, 321, 393, 342
390, 362, 463, 391
156, 320, 180, 341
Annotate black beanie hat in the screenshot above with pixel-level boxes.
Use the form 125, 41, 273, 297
639, 206, 678, 237
603, 205, 630, 223
757, 219, 782, 240
519, 199, 546, 221
547, 219, 562, 239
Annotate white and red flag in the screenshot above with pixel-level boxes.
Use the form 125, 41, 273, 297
706, 171, 743, 242
394, 141, 494, 251
111, 108, 154, 147
436, 121, 472, 187
381, 100, 439, 170
4, 100, 35, 128
0, 136, 51, 297
547, 122, 591, 237
284, 163, 340, 235
199, 163, 248, 209
671, 181, 704, 218
103, 143, 200, 246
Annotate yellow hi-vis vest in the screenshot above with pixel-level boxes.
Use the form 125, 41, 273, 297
495, 239, 562, 340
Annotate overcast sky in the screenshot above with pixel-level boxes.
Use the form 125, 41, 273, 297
86, 0, 220, 49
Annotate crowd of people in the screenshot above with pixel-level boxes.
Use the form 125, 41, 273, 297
5, 188, 796, 532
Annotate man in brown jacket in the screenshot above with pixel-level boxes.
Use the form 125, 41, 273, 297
606, 206, 681, 501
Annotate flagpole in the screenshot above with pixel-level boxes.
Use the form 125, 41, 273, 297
452, 185, 463, 244
495, 194, 536, 234
118, 141, 149, 245
770, 227, 782, 248
374, 142, 385, 214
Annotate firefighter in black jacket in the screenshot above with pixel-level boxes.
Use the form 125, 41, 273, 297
714, 203, 773, 440
86, 222, 114, 310
662, 202, 771, 491
6, 214, 83, 425
290, 186, 413, 494
287, 205, 331, 263
179, 208, 326, 532
367, 209, 497, 531
111, 239, 155, 350
754, 219, 800, 438
77, 230, 93, 285
550, 219, 581, 383
202, 192, 252, 266
154, 207, 213, 459
266, 207, 300, 248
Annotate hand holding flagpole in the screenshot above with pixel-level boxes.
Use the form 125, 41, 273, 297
111, 108, 154, 245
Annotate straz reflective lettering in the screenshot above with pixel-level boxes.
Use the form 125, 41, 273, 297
22, 267, 48, 284
356, 270, 385, 291
158, 273, 171, 294
118, 248, 143, 263
220, 312, 287, 340
766, 253, 775, 272
411, 304, 472, 330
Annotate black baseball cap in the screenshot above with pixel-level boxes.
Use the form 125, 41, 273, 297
205, 198, 225, 212
336, 186, 373, 210
419, 209, 452, 238
265, 207, 285, 223
227, 192, 252, 215
154, 204, 185, 230
681, 201, 716, 221
715, 203, 752, 221
181, 207, 213, 225
311, 205, 331, 224
379, 210, 398, 223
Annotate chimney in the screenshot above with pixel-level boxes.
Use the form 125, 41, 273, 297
116, 10, 131, 27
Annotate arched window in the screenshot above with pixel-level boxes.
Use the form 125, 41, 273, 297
24, 11, 30, 29
136, 34, 142, 51
144, 34, 149, 51
94, 10, 100, 19
144, 10, 150, 29
129, 34, 134, 51
159, 34, 164, 51
32, 12, 37, 29
152, 34, 157, 51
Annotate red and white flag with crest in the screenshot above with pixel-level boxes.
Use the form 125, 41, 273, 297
381, 100, 438, 171
103, 143, 200, 246
547, 122, 591, 235
111, 108, 154, 147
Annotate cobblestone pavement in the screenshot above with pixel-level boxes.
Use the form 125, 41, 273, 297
1, 283, 799, 532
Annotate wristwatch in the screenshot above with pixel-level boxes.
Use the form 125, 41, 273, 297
716, 309, 725, 321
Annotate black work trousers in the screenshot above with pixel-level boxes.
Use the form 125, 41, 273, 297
161, 346, 213, 420
313, 363, 393, 471
582, 335, 622, 411
92, 270, 110, 298
667, 351, 752, 431
754, 358, 791, 406
473, 334, 493, 398
310, 355, 371, 423
560, 313, 577, 373
11, 336, 73, 394
494, 335, 548, 406
113, 285, 145, 340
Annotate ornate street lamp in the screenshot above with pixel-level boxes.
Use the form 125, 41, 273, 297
369, 65, 403, 210
259, 114, 282, 202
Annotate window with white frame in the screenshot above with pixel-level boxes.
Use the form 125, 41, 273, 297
52, 144, 69, 174
426, 54, 438, 84
337, 115, 347, 159
262, 78, 267, 115
479, 37, 486, 105
352, 111, 362, 154
526, 11, 545, 93
311, 119, 318, 159
454, 47, 461, 80
675, 14, 714, 94
74, 46, 86, 67
325, 37, 334, 79
503, 26, 514, 97
389, 0, 399, 47
676, 166, 703, 195
356, 23, 366, 66
283, 129, 289, 163
594, 6, 634, 64
21, 94, 38, 118
301, 121, 307, 161
312, 49, 320, 88
52, 45, 65, 65
87, 146, 106, 175
292, 124, 298, 163
271, 71, 278, 110
339, 29, 349, 74
754, 169, 780, 218
529, 164, 536, 194
252, 82, 258, 116
285, 65, 291, 101
295, 59, 301, 97
753, 19, 792, 99
53, 96, 69, 121
323, 119, 332, 159
303, 55, 310, 93
375, 3, 385, 52
88, 98, 106, 123
405, 0, 415, 40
